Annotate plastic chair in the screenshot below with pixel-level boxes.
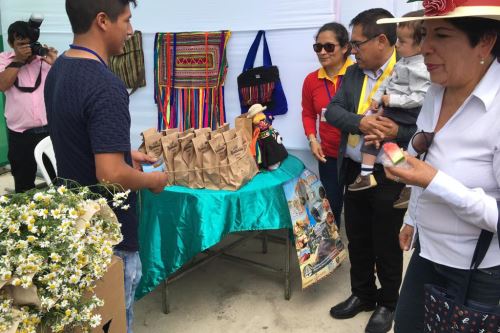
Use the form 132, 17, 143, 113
34, 136, 57, 185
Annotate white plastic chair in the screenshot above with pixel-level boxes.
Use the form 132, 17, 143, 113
34, 136, 57, 185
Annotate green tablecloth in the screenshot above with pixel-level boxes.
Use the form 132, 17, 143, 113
136, 155, 304, 299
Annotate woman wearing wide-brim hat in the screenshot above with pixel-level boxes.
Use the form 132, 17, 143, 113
378, 1, 500, 332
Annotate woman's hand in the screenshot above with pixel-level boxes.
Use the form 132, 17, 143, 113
310, 140, 327, 162
384, 152, 438, 188
399, 224, 414, 251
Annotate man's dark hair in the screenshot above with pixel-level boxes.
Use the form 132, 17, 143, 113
316, 22, 352, 60
448, 17, 500, 62
7, 21, 31, 45
65, 0, 137, 34
399, 10, 425, 45
350, 8, 397, 46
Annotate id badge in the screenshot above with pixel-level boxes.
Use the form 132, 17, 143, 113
320, 108, 327, 122
347, 134, 360, 148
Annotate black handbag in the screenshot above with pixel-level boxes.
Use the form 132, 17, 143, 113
423, 212, 500, 333
237, 30, 287, 116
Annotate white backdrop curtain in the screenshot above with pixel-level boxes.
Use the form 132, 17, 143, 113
1, 0, 420, 149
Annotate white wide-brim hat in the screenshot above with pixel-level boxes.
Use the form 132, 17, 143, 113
378, 0, 500, 24
246, 104, 268, 118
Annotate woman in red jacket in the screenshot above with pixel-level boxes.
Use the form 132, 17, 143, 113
302, 22, 353, 227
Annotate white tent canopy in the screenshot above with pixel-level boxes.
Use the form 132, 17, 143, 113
0, 0, 420, 149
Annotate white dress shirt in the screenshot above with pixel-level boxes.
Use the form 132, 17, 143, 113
405, 60, 500, 269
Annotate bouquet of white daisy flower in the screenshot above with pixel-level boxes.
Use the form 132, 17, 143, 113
0, 184, 125, 333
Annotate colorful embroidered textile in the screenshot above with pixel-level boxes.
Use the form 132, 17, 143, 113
154, 31, 231, 131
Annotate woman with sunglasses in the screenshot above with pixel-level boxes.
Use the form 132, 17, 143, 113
301, 22, 353, 227
378, 2, 500, 332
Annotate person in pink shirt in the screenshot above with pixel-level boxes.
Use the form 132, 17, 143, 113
0, 20, 57, 192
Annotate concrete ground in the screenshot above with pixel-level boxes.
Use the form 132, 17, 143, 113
0, 152, 411, 333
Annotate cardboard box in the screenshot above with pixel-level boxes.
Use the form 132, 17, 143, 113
33, 256, 126, 333
91, 255, 126, 333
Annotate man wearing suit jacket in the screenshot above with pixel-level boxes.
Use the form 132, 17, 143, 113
325, 8, 417, 333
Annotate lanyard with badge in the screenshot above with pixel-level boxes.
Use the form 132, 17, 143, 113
320, 76, 343, 122
347, 50, 397, 148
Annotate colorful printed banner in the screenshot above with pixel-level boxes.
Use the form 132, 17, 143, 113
282, 169, 347, 289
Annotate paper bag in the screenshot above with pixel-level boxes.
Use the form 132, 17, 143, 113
209, 133, 231, 189
192, 133, 211, 189
161, 128, 179, 136
235, 112, 253, 144
194, 127, 211, 138
204, 133, 223, 190
161, 133, 180, 186
226, 132, 259, 190
174, 133, 195, 187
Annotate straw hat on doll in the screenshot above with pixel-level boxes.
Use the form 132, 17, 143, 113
246, 104, 267, 119
377, 0, 500, 24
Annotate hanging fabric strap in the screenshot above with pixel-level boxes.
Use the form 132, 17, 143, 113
242, 30, 273, 72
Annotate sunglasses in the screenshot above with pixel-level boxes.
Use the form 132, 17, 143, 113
411, 130, 435, 161
313, 43, 337, 53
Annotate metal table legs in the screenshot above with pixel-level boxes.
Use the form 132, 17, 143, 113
161, 229, 291, 314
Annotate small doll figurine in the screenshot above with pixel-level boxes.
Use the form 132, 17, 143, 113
247, 104, 288, 170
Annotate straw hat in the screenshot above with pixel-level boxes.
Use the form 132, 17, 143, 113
246, 103, 267, 119
377, 0, 500, 24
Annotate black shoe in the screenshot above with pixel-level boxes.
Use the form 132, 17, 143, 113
365, 306, 394, 333
330, 295, 376, 319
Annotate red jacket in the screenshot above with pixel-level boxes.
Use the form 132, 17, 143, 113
301, 58, 353, 158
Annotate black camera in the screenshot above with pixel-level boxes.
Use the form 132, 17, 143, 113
27, 14, 49, 57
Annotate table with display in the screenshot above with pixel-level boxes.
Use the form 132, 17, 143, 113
136, 155, 304, 313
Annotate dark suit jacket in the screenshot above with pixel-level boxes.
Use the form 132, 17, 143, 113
324, 62, 417, 182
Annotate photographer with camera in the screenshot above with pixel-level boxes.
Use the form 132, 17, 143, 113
0, 16, 57, 193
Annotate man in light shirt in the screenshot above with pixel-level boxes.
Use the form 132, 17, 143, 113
325, 8, 417, 333
0, 20, 57, 192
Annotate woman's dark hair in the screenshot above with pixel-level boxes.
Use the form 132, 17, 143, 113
316, 22, 351, 59
448, 17, 500, 62
7, 21, 30, 45
66, 0, 137, 34
350, 8, 397, 46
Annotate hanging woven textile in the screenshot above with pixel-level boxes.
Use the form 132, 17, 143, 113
154, 31, 231, 131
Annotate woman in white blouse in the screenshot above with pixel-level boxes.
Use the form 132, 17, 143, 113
378, 3, 500, 333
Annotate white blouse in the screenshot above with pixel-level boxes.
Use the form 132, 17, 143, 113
405, 60, 500, 269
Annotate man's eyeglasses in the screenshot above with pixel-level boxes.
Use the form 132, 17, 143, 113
313, 43, 338, 53
411, 130, 435, 161
349, 35, 379, 51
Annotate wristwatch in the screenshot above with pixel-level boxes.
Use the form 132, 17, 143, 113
6, 61, 25, 69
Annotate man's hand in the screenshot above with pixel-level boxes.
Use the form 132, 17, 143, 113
148, 172, 168, 194
12, 39, 32, 64
370, 99, 379, 111
381, 95, 390, 107
399, 224, 414, 251
42, 45, 58, 65
131, 150, 157, 171
362, 116, 399, 144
